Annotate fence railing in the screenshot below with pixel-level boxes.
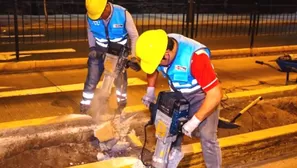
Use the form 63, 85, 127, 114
0, 0, 297, 60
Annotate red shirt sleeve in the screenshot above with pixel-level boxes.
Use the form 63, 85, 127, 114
190, 52, 219, 92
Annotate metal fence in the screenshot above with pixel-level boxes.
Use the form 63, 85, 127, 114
1, 0, 297, 59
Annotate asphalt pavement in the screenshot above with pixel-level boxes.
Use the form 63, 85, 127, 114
0, 54, 296, 122
1, 35, 297, 62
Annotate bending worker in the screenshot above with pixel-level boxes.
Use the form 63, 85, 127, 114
80, 0, 139, 113
136, 29, 222, 168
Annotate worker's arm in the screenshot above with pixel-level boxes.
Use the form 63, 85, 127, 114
142, 70, 159, 107
147, 70, 159, 87
182, 50, 222, 137
125, 11, 139, 57
191, 50, 222, 121
86, 15, 96, 49
195, 84, 222, 121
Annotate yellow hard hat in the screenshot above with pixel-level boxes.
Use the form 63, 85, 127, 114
136, 29, 168, 74
85, 0, 107, 20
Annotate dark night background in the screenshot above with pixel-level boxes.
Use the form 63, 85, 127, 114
0, 0, 297, 15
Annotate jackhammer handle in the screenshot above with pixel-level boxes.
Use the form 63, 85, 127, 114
255, 60, 264, 65
230, 96, 263, 123
127, 60, 141, 72
148, 103, 157, 125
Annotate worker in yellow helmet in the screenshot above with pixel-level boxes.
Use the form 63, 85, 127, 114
136, 29, 222, 168
80, 0, 139, 113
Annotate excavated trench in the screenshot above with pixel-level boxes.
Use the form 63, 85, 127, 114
1, 90, 297, 168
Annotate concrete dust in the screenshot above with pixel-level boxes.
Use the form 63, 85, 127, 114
112, 114, 138, 140
86, 88, 141, 161
88, 89, 114, 124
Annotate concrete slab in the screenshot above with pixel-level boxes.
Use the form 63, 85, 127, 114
68, 157, 144, 168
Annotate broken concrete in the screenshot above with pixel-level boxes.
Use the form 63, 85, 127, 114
127, 129, 143, 148
98, 138, 118, 152
96, 152, 110, 162
94, 121, 116, 142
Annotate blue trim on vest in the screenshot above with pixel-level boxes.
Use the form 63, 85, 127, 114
87, 4, 127, 48
158, 34, 210, 91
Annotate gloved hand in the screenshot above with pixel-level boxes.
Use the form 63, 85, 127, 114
88, 48, 97, 58
182, 115, 201, 137
142, 87, 155, 107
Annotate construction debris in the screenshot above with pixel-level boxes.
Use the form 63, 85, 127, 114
99, 138, 118, 152
94, 121, 115, 142
111, 141, 130, 153
96, 152, 105, 161
127, 129, 143, 148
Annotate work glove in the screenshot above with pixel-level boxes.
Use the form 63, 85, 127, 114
182, 115, 201, 137
142, 87, 156, 107
88, 47, 97, 58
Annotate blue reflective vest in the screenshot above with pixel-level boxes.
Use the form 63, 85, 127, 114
87, 4, 128, 49
158, 34, 211, 93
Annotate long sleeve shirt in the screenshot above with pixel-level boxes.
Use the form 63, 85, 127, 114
87, 3, 139, 57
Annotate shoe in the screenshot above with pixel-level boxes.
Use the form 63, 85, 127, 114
80, 103, 90, 114
117, 99, 127, 110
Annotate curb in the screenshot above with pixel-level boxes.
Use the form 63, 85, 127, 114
0, 58, 87, 72
1, 45, 297, 72
180, 123, 297, 167
211, 45, 297, 56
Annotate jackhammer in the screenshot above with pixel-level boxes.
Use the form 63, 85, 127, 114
102, 42, 140, 96
141, 91, 190, 168
88, 42, 140, 122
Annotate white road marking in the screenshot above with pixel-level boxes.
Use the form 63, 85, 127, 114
0, 48, 76, 60
0, 34, 45, 38
0, 77, 147, 98
0, 86, 14, 90
0, 48, 76, 55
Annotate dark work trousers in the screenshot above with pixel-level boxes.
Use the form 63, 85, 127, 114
172, 89, 222, 168
80, 52, 128, 109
